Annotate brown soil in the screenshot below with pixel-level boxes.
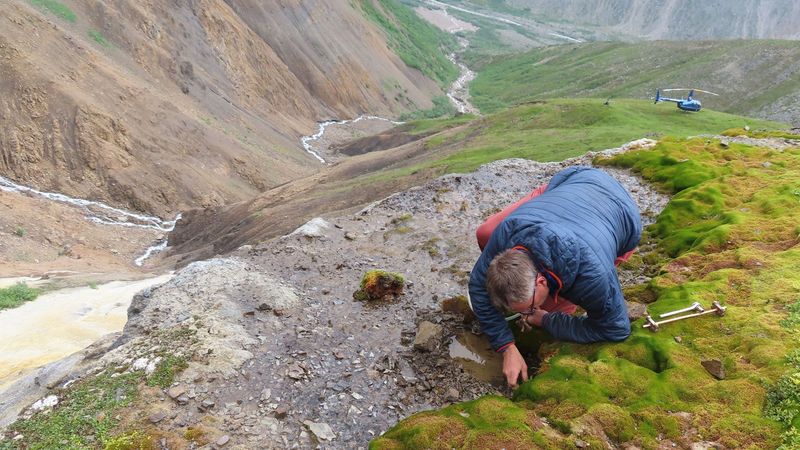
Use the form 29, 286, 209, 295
0, 189, 160, 278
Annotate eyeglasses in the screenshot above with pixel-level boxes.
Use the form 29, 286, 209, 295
520, 281, 538, 317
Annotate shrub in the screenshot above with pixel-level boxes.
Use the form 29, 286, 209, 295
0, 283, 40, 310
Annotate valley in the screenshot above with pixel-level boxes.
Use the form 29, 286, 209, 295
2, 0, 800, 448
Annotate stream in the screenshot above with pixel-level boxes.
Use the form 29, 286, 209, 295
301, 115, 403, 163
445, 37, 479, 115
0, 175, 179, 266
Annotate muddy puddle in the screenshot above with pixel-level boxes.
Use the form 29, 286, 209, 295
448, 332, 505, 386
0, 275, 172, 389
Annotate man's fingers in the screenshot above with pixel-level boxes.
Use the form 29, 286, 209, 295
506, 372, 518, 389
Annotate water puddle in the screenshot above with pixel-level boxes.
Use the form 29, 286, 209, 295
448, 332, 505, 386
0, 275, 172, 389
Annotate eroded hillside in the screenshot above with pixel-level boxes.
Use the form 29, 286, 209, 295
0, 0, 444, 217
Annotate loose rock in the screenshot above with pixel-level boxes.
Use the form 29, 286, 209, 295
304, 421, 336, 441
626, 301, 648, 321
275, 404, 290, 419
701, 359, 725, 380
413, 321, 443, 352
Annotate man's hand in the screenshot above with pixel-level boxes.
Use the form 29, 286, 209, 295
502, 344, 528, 389
525, 308, 547, 327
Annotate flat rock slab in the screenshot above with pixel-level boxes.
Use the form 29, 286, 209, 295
304, 420, 336, 441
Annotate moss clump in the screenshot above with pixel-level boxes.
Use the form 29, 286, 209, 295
184, 427, 208, 446
29, 0, 77, 22
103, 430, 156, 450
371, 413, 468, 449
588, 404, 635, 442
353, 270, 405, 302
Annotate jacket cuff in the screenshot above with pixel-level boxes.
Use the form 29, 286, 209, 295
496, 341, 515, 353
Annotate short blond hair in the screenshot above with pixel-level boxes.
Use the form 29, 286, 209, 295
486, 249, 536, 311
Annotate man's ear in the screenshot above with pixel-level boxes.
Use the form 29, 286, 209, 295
535, 273, 548, 287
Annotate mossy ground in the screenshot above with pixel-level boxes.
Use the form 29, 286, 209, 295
374, 136, 800, 449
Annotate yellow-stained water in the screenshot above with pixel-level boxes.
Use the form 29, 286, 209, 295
0, 275, 172, 389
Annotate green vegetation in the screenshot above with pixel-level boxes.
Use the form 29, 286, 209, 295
416, 99, 783, 175
375, 136, 800, 448
470, 40, 800, 116
146, 355, 189, 388
29, 0, 76, 22
1, 324, 198, 449
359, 0, 459, 88
400, 96, 457, 121
14, 227, 26, 237
2, 369, 141, 449
0, 283, 40, 310
88, 30, 111, 48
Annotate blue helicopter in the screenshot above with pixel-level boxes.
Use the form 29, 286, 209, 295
654, 88, 719, 112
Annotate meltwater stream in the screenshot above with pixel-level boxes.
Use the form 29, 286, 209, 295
301, 115, 404, 163
0, 175, 179, 266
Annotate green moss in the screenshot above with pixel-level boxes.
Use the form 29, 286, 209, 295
88, 30, 112, 48
103, 430, 156, 450
588, 404, 636, 442
354, 269, 405, 302
377, 136, 800, 448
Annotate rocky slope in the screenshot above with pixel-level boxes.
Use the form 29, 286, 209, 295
0, 0, 442, 217
0, 139, 669, 448
490, 0, 800, 40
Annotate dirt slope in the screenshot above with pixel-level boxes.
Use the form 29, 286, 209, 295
0, 0, 441, 217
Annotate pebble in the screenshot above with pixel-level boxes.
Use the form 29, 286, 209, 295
275, 404, 290, 419
216, 435, 230, 446
149, 411, 167, 424
199, 398, 216, 411
166, 385, 186, 399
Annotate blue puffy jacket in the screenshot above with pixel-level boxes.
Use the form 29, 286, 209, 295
468, 166, 642, 350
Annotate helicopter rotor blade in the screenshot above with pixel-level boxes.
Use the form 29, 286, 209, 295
692, 89, 720, 96
661, 88, 720, 96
